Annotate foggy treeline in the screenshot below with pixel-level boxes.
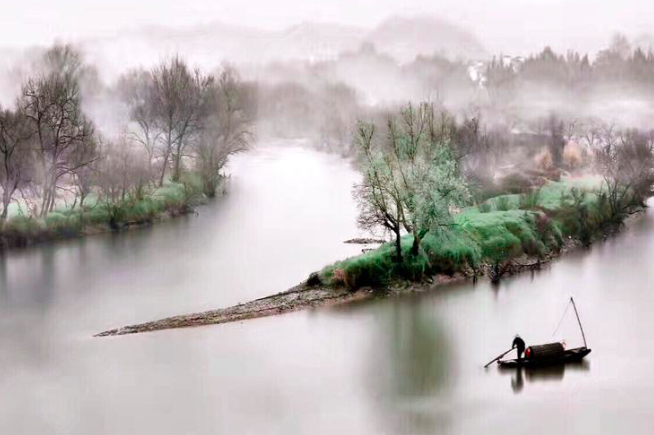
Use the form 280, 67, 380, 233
0, 45, 253, 226
2, 27, 654, 231
485, 34, 654, 124
253, 33, 654, 157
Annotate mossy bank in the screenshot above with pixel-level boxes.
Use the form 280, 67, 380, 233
95, 179, 644, 337
0, 174, 206, 251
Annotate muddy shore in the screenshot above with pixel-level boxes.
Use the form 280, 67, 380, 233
94, 233, 600, 337
95, 210, 644, 338
95, 284, 376, 337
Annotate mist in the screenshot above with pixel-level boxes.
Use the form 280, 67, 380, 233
2, 9, 654, 197
4, 3, 654, 435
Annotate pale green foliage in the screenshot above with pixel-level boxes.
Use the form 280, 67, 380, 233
355, 102, 470, 260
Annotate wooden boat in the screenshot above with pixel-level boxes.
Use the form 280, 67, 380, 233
497, 346, 591, 368
487, 297, 591, 369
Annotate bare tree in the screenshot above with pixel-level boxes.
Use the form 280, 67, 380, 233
69, 135, 99, 208
0, 108, 33, 220
194, 66, 252, 197
95, 137, 153, 229
150, 57, 213, 185
595, 125, 654, 221
118, 69, 161, 175
17, 45, 96, 216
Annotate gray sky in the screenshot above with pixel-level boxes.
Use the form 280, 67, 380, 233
0, 0, 651, 55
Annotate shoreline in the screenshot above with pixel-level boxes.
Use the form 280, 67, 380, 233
94, 211, 645, 338
0, 206, 195, 252
0, 174, 222, 252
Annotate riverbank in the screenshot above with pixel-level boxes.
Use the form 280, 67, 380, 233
96, 179, 644, 337
0, 176, 207, 251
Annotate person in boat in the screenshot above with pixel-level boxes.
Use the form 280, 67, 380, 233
512, 335, 526, 361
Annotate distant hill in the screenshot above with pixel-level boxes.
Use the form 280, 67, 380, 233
266, 22, 365, 62
263, 17, 487, 63
366, 16, 487, 62
64, 16, 487, 79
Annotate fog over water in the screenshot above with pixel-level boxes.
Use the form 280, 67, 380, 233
2, 2, 654, 434
1, 143, 654, 434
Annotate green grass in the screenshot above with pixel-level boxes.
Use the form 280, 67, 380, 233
319, 179, 610, 290
1, 174, 204, 245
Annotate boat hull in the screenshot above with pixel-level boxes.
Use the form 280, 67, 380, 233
497, 347, 591, 368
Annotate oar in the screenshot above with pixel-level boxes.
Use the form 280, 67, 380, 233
484, 348, 514, 368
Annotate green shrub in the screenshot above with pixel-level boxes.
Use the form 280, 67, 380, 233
326, 244, 395, 289
497, 172, 533, 194
519, 188, 542, 210
45, 212, 81, 235
319, 193, 593, 291
124, 199, 158, 223
422, 230, 482, 274
477, 202, 491, 213
85, 205, 111, 225
494, 195, 514, 211
3, 215, 42, 235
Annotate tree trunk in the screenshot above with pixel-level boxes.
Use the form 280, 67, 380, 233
172, 140, 184, 182
1, 186, 12, 221
159, 151, 169, 187
172, 155, 181, 182
48, 185, 56, 212
203, 177, 216, 198
40, 186, 51, 218
411, 232, 421, 256
394, 226, 403, 263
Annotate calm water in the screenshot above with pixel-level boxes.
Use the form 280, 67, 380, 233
1, 142, 653, 434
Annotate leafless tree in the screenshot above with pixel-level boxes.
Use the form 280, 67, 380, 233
594, 125, 654, 221
194, 66, 252, 197
95, 137, 153, 228
0, 108, 33, 220
150, 57, 213, 185
17, 45, 96, 217
69, 135, 99, 208
118, 69, 162, 175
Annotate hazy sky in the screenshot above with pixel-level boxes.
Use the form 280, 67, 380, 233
0, 0, 651, 55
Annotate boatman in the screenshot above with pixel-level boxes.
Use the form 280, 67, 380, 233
512, 335, 526, 361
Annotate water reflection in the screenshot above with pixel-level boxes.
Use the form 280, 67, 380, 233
498, 360, 591, 394
365, 297, 453, 434
0, 146, 653, 434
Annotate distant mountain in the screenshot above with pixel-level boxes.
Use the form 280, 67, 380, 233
366, 16, 487, 63
266, 22, 365, 62
264, 17, 487, 63
69, 16, 487, 80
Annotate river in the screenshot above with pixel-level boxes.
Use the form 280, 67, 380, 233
1, 141, 653, 434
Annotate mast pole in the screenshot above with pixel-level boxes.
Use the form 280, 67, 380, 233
570, 297, 588, 348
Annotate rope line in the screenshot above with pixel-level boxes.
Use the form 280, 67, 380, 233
551, 299, 572, 337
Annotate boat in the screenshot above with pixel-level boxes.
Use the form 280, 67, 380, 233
497, 346, 591, 368
487, 297, 592, 369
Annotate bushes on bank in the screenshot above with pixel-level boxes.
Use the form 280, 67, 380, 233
2, 215, 42, 236
1, 173, 205, 247
321, 208, 560, 289
44, 212, 83, 236
320, 180, 632, 291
